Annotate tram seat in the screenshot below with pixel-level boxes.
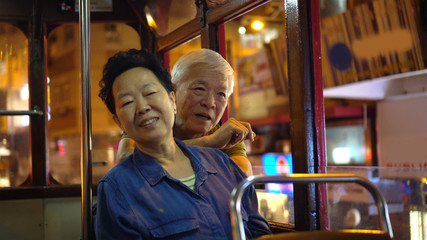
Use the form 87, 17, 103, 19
254, 230, 392, 240
230, 174, 394, 240
267, 220, 295, 234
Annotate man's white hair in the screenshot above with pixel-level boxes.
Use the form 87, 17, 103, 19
171, 48, 234, 96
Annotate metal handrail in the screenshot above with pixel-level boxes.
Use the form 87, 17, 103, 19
0, 107, 43, 116
79, 0, 93, 239
230, 173, 393, 240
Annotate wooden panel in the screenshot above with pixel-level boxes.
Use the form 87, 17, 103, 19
206, 0, 270, 23
157, 18, 201, 52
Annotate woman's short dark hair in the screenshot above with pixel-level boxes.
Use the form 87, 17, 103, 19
99, 48, 173, 115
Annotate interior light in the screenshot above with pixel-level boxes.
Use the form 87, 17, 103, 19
21, 116, 30, 127
19, 83, 29, 100
0, 60, 5, 74
0, 146, 10, 157
409, 210, 427, 240
145, 12, 158, 30
238, 26, 246, 35
0, 138, 10, 157
251, 20, 264, 31
332, 147, 351, 164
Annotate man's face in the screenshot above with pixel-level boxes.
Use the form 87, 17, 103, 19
174, 71, 230, 138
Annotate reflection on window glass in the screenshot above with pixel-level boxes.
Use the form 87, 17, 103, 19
0, 24, 28, 113
0, 24, 30, 187
168, 36, 201, 69
326, 124, 367, 165
0, 117, 31, 187
144, 0, 197, 36
256, 190, 294, 224
47, 24, 141, 185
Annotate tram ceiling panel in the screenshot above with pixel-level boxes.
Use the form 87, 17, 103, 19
0, 0, 275, 27
154, 0, 274, 51
42, 0, 146, 24
206, 0, 272, 24
0, 0, 32, 21
0, 0, 147, 23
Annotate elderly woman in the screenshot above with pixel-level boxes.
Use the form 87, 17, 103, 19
95, 49, 271, 239
118, 49, 254, 175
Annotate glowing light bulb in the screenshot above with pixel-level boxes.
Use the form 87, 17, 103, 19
332, 147, 351, 164
251, 20, 264, 31
145, 13, 158, 29
238, 26, 246, 34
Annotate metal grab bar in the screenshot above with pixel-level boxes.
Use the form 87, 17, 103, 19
230, 174, 394, 240
0, 107, 43, 116
79, 0, 93, 239
92, 161, 107, 167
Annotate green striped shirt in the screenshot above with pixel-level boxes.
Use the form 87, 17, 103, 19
179, 174, 196, 191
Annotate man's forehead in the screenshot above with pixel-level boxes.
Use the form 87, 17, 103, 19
187, 77, 228, 86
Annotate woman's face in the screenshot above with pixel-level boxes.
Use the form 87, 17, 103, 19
112, 67, 176, 144
174, 70, 230, 138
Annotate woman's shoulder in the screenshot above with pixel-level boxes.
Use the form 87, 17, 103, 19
100, 157, 136, 183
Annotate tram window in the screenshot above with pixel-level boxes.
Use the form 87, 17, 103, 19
168, 36, 201, 69
47, 23, 141, 185
222, 1, 290, 155
144, 0, 197, 37
325, 119, 372, 166
0, 116, 31, 187
0, 24, 30, 188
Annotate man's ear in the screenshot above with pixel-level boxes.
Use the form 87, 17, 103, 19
112, 114, 124, 132
170, 91, 176, 111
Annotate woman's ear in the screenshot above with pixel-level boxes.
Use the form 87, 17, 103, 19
169, 91, 176, 112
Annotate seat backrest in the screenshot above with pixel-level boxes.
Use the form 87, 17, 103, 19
254, 230, 392, 240
229, 173, 394, 240
267, 220, 295, 234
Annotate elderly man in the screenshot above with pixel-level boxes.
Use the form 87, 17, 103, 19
117, 48, 254, 175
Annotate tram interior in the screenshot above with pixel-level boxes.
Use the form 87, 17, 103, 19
0, 0, 427, 239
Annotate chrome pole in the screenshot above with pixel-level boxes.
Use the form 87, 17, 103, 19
79, 0, 93, 239
230, 174, 393, 240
